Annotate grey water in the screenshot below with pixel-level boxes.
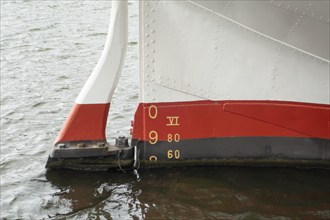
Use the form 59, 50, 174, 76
0, 1, 329, 219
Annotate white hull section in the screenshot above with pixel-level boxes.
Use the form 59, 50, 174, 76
139, 0, 330, 104
76, 0, 128, 104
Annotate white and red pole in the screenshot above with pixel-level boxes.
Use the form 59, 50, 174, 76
55, 0, 128, 145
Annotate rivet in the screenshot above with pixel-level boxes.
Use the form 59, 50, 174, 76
145, 24, 149, 28
151, 39, 155, 44
151, 59, 155, 63
151, 69, 155, 72
145, 34, 149, 37
145, 14, 149, 17
151, 29, 155, 33
146, 64, 150, 68
151, 49, 156, 53
145, 43, 149, 47
151, 19, 155, 23
151, 8, 155, 12
145, 54, 149, 57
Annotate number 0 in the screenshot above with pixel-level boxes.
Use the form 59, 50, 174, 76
174, 133, 180, 142
148, 105, 158, 119
174, 150, 180, 159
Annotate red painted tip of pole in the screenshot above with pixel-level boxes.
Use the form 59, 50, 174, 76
55, 103, 110, 144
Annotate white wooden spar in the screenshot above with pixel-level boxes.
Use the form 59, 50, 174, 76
53, 0, 128, 145
76, 0, 128, 104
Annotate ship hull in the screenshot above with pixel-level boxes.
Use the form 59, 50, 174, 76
133, 0, 330, 167
134, 137, 330, 168
46, 0, 330, 170
131, 100, 330, 167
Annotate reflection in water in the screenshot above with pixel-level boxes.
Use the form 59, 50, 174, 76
46, 167, 330, 219
45, 170, 143, 219
1, 1, 330, 219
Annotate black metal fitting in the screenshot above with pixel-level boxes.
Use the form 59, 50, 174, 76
115, 136, 129, 148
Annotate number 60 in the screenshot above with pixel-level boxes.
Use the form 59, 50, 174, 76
167, 150, 180, 159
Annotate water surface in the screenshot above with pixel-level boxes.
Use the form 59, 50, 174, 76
1, 1, 329, 219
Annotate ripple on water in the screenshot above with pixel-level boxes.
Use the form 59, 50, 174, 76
87, 32, 107, 37
1, 1, 330, 220
32, 101, 47, 107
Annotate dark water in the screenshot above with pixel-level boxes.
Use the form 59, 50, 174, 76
43, 167, 330, 220
1, 1, 330, 219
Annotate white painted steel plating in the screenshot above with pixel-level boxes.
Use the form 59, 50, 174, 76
139, 0, 330, 104
76, 0, 128, 104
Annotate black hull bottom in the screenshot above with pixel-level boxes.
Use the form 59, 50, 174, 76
46, 137, 330, 170
135, 137, 330, 168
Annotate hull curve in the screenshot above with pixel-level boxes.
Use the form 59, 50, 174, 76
131, 100, 330, 166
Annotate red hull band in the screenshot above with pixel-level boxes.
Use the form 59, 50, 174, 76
55, 103, 110, 144
132, 100, 330, 141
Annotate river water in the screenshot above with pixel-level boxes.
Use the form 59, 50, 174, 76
1, 1, 329, 219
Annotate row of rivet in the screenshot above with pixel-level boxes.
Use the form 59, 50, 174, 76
145, 1, 212, 101
269, 0, 314, 89
190, 0, 329, 93
270, 0, 329, 23
144, 1, 157, 101
222, 0, 232, 15
191, 0, 329, 64
211, 16, 222, 100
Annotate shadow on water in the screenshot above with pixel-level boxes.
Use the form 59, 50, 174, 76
45, 167, 330, 219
